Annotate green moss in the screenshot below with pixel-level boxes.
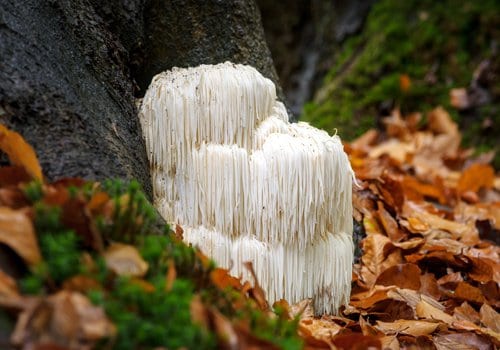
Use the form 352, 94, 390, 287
302, 0, 500, 156
17, 180, 302, 349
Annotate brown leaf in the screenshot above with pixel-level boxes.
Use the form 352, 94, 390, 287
350, 285, 394, 309
62, 275, 101, 294
454, 302, 481, 324
480, 304, 500, 333
360, 233, 402, 286
103, 243, 148, 277
468, 256, 494, 283
453, 282, 485, 304
0, 124, 43, 181
0, 207, 41, 265
457, 164, 494, 195
375, 319, 440, 336
332, 333, 382, 350
379, 335, 400, 350
415, 300, 454, 323
0, 269, 19, 297
433, 332, 493, 350
376, 201, 405, 242
11, 291, 115, 348
0, 166, 31, 187
387, 288, 444, 311
419, 273, 442, 300
375, 263, 421, 290
190, 294, 209, 331
428, 106, 459, 135
272, 299, 292, 320
165, 259, 176, 292
0, 187, 29, 209
298, 318, 342, 346
359, 316, 383, 336
243, 261, 269, 310
437, 272, 463, 286
210, 307, 238, 349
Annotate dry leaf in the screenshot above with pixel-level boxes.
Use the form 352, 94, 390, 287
298, 318, 342, 346
0, 207, 41, 265
0, 124, 43, 181
415, 300, 454, 323
434, 332, 493, 350
375, 263, 422, 290
454, 302, 481, 324
165, 259, 176, 292
375, 319, 440, 336
480, 304, 500, 333
0, 269, 19, 297
457, 163, 494, 195
103, 243, 148, 277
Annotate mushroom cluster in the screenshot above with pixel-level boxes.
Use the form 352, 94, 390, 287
139, 62, 354, 314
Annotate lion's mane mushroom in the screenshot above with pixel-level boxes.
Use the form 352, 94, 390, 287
139, 62, 354, 315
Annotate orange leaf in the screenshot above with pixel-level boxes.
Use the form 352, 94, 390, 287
0, 124, 43, 181
457, 163, 494, 195
453, 282, 485, 304
210, 268, 243, 291
400, 74, 411, 92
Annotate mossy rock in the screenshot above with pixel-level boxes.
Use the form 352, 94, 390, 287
301, 0, 500, 166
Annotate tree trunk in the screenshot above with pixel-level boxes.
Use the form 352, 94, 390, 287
0, 0, 280, 198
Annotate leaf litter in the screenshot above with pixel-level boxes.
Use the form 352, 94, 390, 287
0, 102, 498, 350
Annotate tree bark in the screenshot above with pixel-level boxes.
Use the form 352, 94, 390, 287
0, 0, 280, 198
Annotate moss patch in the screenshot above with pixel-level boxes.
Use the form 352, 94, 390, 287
302, 0, 500, 165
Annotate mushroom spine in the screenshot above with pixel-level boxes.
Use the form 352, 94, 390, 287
139, 62, 354, 315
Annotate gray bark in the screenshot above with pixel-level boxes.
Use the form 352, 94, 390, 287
0, 0, 280, 198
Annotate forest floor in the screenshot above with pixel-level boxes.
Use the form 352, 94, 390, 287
0, 103, 498, 349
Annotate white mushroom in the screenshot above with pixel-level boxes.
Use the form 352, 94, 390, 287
139, 62, 354, 315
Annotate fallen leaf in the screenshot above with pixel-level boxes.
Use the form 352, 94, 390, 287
480, 304, 500, 333
360, 233, 402, 286
400, 74, 411, 92
190, 294, 209, 331
457, 164, 494, 195
453, 282, 485, 304
379, 335, 400, 350
332, 333, 382, 350
375, 319, 440, 336
243, 261, 269, 310
0, 124, 43, 181
0, 269, 19, 297
449, 88, 471, 110
210, 307, 238, 349
375, 263, 422, 290
0, 207, 41, 265
298, 318, 342, 346
433, 332, 493, 350
210, 268, 244, 291
165, 259, 176, 292
0, 166, 31, 187
415, 300, 454, 323
454, 302, 481, 324
103, 243, 148, 277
